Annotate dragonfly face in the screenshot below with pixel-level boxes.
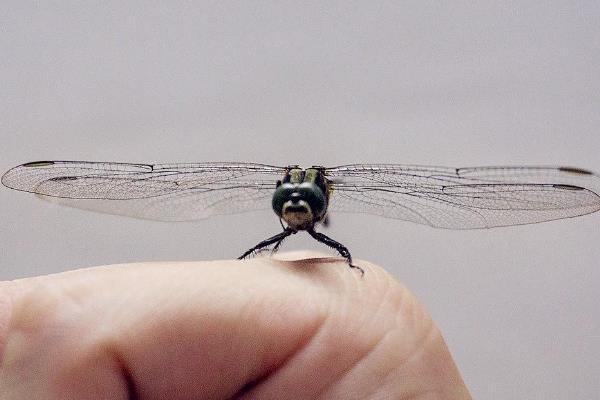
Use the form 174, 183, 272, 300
272, 167, 329, 231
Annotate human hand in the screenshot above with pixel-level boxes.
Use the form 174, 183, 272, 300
0, 252, 471, 399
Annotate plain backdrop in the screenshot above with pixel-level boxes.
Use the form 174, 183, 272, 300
1, 2, 599, 399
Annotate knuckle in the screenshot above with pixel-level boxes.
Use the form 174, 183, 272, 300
5, 280, 93, 349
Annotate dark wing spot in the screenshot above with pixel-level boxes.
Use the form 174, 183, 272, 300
49, 176, 79, 182
553, 184, 585, 191
558, 166, 593, 175
22, 161, 55, 168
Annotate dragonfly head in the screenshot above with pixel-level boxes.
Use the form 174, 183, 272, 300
272, 182, 327, 230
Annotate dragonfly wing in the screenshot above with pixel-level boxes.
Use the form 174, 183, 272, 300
37, 186, 276, 221
2, 161, 286, 221
325, 165, 600, 229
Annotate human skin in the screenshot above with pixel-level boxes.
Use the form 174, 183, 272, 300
0, 252, 471, 399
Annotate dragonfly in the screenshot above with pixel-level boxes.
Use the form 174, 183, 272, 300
3, 161, 600, 274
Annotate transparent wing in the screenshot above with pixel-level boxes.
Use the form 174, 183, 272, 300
2, 161, 286, 221
325, 164, 600, 229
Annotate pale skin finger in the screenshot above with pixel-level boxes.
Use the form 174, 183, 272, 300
0, 252, 471, 400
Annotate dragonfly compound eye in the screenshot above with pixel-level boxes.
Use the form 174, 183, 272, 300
296, 182, 327, 220
272, 183, 296, 217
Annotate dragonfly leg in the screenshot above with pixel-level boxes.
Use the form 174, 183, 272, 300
270, 233, 289, 254
306, 229, 364, 275
238, 228, 295, 260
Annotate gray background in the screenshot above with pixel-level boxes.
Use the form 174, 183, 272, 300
1, 2, 599, 398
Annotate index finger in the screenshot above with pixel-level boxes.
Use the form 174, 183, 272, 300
0, 253, 471, 399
